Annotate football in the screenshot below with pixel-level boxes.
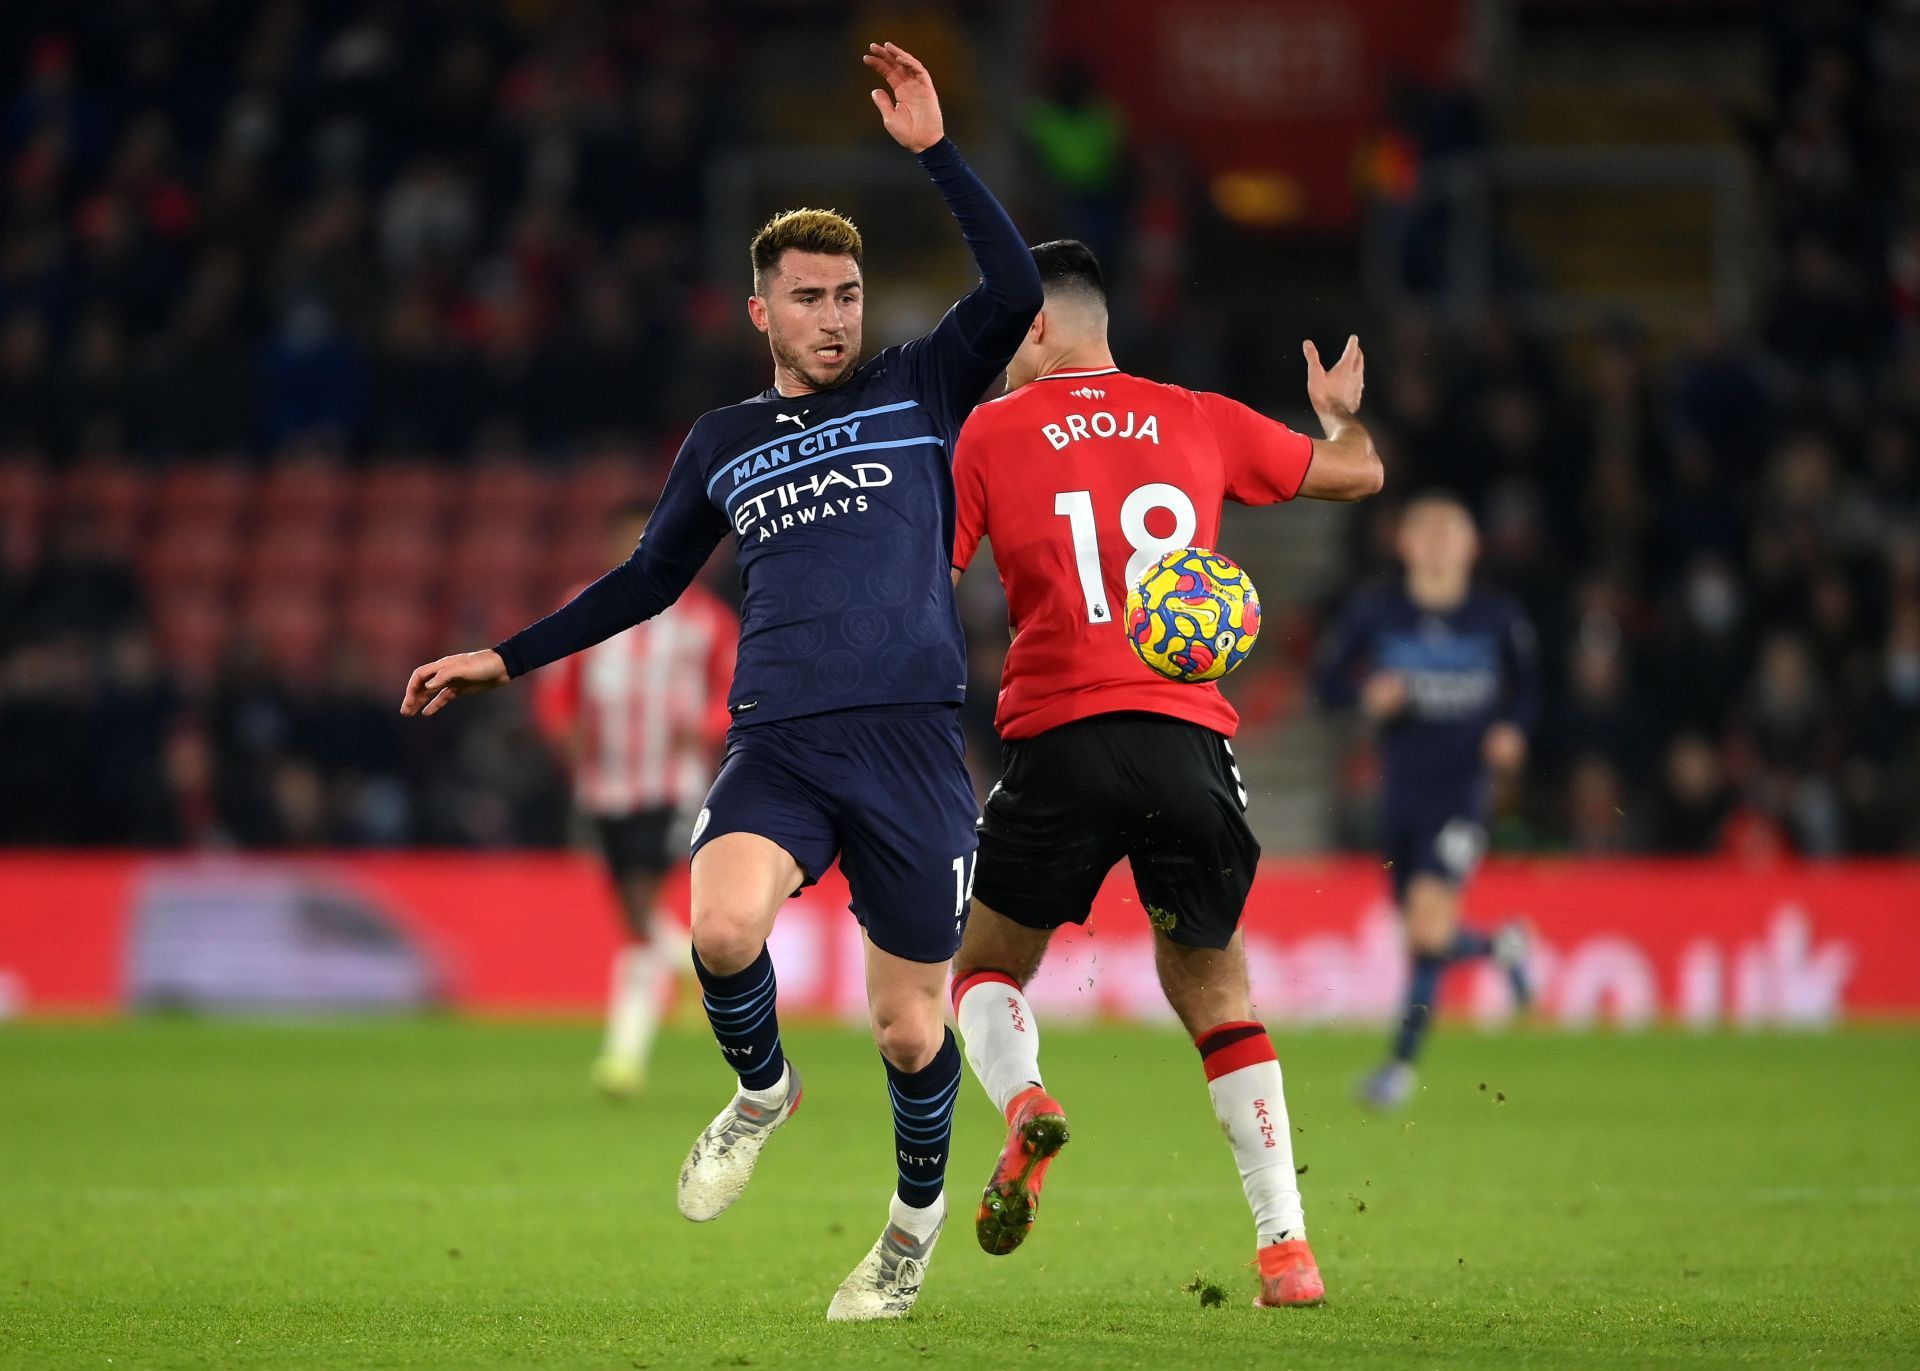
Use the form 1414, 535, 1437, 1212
1125, 547, 1261, 683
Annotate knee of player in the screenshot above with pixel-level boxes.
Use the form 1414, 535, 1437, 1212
1403, 888, 1457, 955
870, 1009, 944, 1073
689, 905, 765, 975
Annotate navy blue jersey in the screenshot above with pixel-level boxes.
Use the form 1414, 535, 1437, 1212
1313, 582, 1539, 816
494, 139, 1041, 725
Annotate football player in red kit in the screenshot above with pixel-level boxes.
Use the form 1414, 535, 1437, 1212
534, 499, 737, 1099
948, 240, 1383, 1308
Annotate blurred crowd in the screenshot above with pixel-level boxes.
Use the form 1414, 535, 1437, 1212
2, 1, 1917, 855
0, 0, 747, 464
1326, 2, 1920, 856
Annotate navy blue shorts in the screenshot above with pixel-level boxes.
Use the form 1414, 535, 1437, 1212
690, 705, 979, 963
1383, 807, 1488, 904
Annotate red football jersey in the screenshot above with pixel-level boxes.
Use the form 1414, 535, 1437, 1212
952, 367, 1314, 740
532, 583, 737, 815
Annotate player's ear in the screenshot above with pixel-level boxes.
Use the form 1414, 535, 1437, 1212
747, 294, 770, 334
1028, 308, 1046, 345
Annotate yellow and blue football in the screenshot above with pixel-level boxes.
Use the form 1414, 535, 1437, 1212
1125, 547, 1261, 683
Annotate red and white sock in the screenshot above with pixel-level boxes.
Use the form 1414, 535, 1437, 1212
952, 970, 1042, 1116
1196, 1020, 1306, 1245
603, 941, 668, 1068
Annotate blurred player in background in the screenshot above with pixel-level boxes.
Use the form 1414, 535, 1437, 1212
1314, 492, 1538, 1110
532, 498, 736, 1100
947, 240, 1382, 1308
402, 44, 1041, 1320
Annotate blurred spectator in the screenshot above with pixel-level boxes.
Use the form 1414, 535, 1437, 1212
1023, 62, 1127, 269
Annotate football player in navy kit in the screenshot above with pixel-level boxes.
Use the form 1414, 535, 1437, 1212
1315, 492, 1539, 1110
401, 43, 1041, 1319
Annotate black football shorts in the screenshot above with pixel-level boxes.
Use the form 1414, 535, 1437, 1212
972, 712, 1260, 950
594, 806, 680, 878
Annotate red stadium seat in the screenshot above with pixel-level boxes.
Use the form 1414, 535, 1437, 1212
144, 517, 243, 594
446, 516, 540, 591
58, 458, 153, 553
552, 538, 621, 596
348, 511, 443, 588
246, 519, 342, 587
239, 586, 333, 677
558, 454, 653, 525
0, 457, 50, 572
151, 588, 233, 683
460, 459, 554, 527
357, 464, 451, 523
155, 462, 254, 525
259, 455, 348, 528
342, 587, 439, 681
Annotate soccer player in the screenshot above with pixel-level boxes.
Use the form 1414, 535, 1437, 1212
947, 240, 1383, 1308
400, 43, 1041, 1320
1312, 492, 1538, 1110
530, 499, 737, 1100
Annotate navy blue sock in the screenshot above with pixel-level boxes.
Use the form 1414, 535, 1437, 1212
693, 945, 786, 1092
1392, 953, 1446, 1063
885, 1027, 962, 1209
1450, 928, 1494, 960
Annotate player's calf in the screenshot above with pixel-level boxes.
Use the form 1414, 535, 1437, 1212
952, 965, 1068, 1255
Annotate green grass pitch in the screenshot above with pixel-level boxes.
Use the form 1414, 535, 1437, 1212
3, 1020, 1917, 1368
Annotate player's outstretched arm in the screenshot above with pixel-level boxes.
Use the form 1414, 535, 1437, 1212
866, 42, 1041, 387
1297, 336, 1385, 501
492, 450, 726, 684
402, 440, 727, 718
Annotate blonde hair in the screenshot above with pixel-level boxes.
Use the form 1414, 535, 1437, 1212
750, 208, 863, 291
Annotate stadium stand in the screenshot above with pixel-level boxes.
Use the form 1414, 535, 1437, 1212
0, 1, 1914, 855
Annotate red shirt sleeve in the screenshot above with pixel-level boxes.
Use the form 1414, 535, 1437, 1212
951, 419, 989, 572
1195, 390, 1315, 505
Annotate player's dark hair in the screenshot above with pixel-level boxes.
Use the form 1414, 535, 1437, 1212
610, 495, 657, 528
750, 209, 863, 291
1030, 239, 1106, 304
1400, 488, 1474, 522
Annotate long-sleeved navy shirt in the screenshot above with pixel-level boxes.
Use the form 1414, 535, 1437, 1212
1313, 581, 1539, 818
495, 139, 1041, 726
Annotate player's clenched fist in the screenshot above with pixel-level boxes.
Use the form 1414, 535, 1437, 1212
400, 649, 509, 717
864, 41, 943, 153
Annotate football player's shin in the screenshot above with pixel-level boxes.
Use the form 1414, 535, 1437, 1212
887, 1027, 962, 1211
1197, 1021, 1306, 1246
694, 944, 787, 1093
1392, 953, 1446, 1064
953, 969, 1043, 1114
602, 943, 668, 1073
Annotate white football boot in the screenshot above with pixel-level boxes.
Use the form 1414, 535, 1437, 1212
827, 1200, 945, 1322
675, 1064, 801, 1222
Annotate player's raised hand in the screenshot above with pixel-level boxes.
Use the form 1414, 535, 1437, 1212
400, 649, 509, 717
864, 41, 944, 153
1304, 335, 1366, 420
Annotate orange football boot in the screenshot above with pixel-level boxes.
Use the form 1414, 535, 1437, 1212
1253, 1238, 1326, 1308
975, 1085, 1069, 1255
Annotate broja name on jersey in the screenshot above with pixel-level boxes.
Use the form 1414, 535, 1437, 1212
953, 367, 1315, 741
